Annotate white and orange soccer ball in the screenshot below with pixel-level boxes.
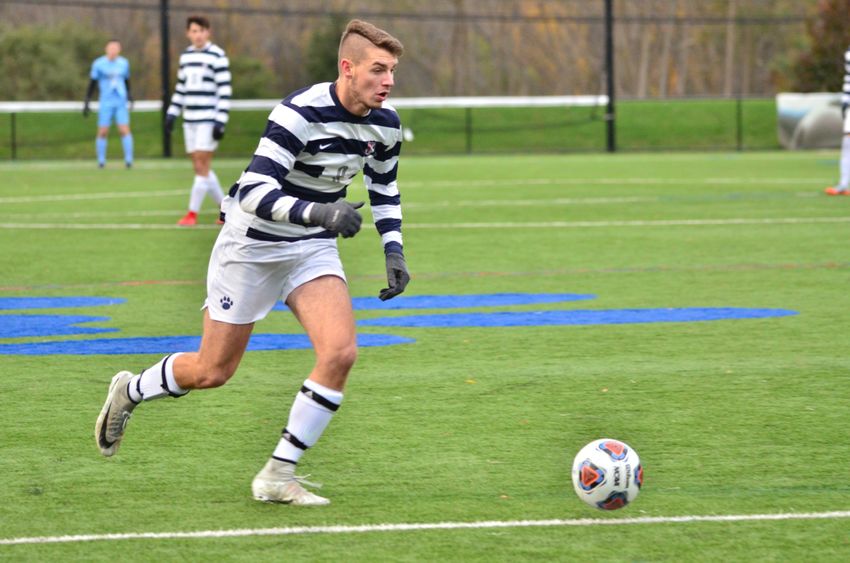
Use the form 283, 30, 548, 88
571, 438, 643, 510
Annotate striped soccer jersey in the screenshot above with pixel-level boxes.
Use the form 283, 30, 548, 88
224, 82, 403, 255
843, 45, 850, 108
166, 42, 231, 124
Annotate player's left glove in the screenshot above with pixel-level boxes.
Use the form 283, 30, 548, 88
379, 252, 410, 301
82, 99, 90, 118
843, 102, 848, 120
212, 121, 226, 141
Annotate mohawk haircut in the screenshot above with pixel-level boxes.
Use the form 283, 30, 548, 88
338, 19, 404, 61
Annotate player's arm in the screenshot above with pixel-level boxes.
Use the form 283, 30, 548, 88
365, 133, 409, 300
82, 79, 97, 117
164, 62, 186, 133
125, 78, 133, 109
212, 52, 232, 140
235, 104, 363, 237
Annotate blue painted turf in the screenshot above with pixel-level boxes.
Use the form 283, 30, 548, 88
0, 333, 415, 355
0, 297, 126, 310
0, 314, 118, 338
358, 308, 799, 327
273, 293, 596, 311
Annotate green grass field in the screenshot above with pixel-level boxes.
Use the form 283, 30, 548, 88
0, 151, 849, 560
0, 98, 780, 160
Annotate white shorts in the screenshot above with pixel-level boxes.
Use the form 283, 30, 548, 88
183, 122, 219, 153
204, 224, 346, 324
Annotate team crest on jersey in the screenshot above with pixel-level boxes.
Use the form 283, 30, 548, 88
364, 141, 376, 156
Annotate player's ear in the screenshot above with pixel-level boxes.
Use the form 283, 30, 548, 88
339, 58, 354, 78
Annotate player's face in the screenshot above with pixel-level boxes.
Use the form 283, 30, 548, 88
105, 41, 121, 60
345, 46, 397, 114
186, 23, 210, 48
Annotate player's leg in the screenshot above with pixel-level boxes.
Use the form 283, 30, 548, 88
827, 133, 850, 195
178, 147, 215, 226
94, 312, 254, 457
253, 268, 355, 506
827, 113, 850, 195
95, 105, 112, 168
116, 103, 133, 168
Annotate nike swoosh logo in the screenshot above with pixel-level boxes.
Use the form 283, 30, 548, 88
319, 143, 333, 150
98, 406, 116, 448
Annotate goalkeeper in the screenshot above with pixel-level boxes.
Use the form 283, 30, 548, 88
95, 19, 410, 506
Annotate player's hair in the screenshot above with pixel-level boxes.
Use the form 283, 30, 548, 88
186, 15, 211, 29
338, 19, 404, 60
106, 38, 121, 45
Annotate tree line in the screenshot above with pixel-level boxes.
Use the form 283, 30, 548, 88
0, 0, 845, 102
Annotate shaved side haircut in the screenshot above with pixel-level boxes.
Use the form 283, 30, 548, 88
338, 19, 404, 62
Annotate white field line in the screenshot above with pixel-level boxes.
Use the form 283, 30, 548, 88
0, 177, 825, 205
0, 189, 185, 204
2, 511, 849, 546
1, 216, 849, 231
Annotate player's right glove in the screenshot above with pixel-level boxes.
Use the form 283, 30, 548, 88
308, 200, 364, 238
843, 102, 848, 120
164, 114, 176, 135
379, 252, 410, 301
212, 121, 226, 141
82, 99, 90, 118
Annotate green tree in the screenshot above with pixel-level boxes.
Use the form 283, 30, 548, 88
305, 16, 347, 84
791, 0, 850, 91
0, 22, 107, 100
229, 56, 278, 98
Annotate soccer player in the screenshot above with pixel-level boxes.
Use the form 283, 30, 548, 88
165, 15, 232, 225
95, 20, 410, 506
83, 39, 133, 168
827, 43, 850, 195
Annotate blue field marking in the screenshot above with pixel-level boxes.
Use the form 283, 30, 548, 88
358, 308, 799, 328
0, 296, 126, 310
273, 293, 597, 311
0, 333, 415, 356
0, 314, 118, 338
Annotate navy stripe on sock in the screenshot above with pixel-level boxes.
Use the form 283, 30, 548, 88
281, 428, 308, 450
300, 385, 340, 412
272, 455, 298, 465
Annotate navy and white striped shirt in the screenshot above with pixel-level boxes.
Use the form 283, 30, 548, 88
224, 82, 403, 255
166, 42, 231, 124
841, 48, 850, 105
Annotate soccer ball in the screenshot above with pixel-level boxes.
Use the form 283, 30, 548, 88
571, 438, 643, 510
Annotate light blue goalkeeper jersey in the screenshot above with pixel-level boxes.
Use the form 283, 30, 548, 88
90, 56, 130, 104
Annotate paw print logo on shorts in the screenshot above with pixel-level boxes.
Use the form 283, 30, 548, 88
220, 296, 233, 310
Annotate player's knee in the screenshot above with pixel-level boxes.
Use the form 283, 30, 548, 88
327, 342, 358, 374
194, 364, 236, 389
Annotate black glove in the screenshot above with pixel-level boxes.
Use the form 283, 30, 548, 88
843, 103, 848, 120
164, 114, 176, 135
379, 252, 410, 301
308, 200, 364, 238
213, 121, 225, 140
82, 99, 90, 118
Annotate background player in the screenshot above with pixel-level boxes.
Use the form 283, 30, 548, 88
96, 19, 410, 506
827, 42, 850, 196
165, 15, 232, 225
83, 39, 133, 168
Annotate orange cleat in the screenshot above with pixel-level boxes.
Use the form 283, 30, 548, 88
177, 211, 198, 226
825, 186, 849, 196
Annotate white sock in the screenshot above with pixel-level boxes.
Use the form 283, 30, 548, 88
272, 379, 343, 464
839, 135, 850, 189
188, 175, 207, 213
206, 169, 225, 205
128, 353, 188, 402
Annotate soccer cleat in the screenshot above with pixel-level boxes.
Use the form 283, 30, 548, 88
251, 458, 330, 506
825, 186, 849, 196
177, 211, 198, 226
94, 371, 138, 457
125, 162, 132, 169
